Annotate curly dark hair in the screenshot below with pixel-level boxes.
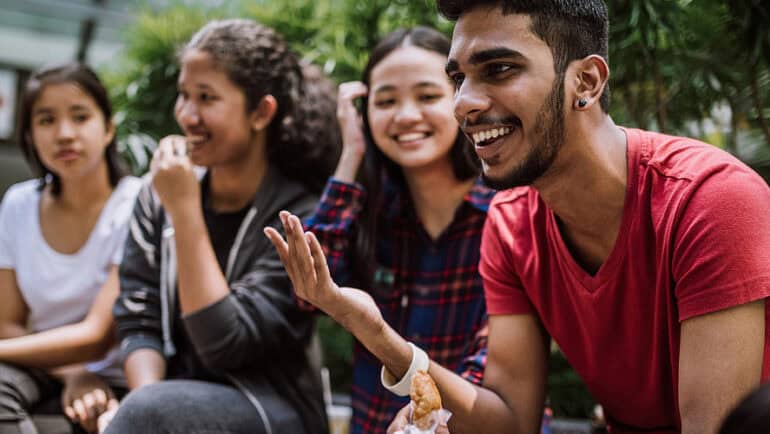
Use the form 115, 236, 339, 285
16, 62, 127, 197
437, 0, 611, 112
350, 26, 481, 289
184, 19, 340, 194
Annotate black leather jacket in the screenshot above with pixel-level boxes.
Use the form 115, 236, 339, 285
114, 167, 327, 434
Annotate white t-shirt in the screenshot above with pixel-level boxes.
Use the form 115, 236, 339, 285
0, 176, 142, 384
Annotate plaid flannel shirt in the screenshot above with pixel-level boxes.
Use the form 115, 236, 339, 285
305, 177, 494, 434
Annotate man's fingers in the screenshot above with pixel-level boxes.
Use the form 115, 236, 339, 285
287, 214, 316, 284
264, 226, 303, 294
306, 231, 333, 284
386, 404, 412, 434
279, 210, 291, 232
264, 227, 290, 263
275, 211, 312, 295
279, 211, 296, 249
276, 211, 304, 276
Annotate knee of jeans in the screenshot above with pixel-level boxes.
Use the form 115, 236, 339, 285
0, 364, 34, 417
111, 383, 175, 426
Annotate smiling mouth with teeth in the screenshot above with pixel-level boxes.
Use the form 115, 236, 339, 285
186, 135, 209, 146
471, 127, 512, 146
395, 132, 431, 143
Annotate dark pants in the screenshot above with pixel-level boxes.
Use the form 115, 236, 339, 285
0, 362, 80, 434
103, 380, 306, 434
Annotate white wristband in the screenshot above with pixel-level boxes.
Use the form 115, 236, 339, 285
380, 342, 430, 397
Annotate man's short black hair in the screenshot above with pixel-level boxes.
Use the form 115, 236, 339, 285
438, 0, 610, 112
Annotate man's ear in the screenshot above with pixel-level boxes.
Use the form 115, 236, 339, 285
571, 54, 609, 110
250, 95, 278, 131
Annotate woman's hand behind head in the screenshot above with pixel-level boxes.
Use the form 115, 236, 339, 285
333, 81, 369, 183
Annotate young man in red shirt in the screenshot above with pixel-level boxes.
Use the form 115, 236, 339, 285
266, 1, 770, 433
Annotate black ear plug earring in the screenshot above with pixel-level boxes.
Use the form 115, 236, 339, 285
578, 98, 588, 108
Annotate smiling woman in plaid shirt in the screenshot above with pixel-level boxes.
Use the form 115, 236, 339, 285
267, 26, 494, 434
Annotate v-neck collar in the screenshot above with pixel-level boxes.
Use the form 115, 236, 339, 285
545, 129, 639, 292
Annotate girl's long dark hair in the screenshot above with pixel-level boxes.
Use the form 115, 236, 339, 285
16, 63, 127, 196
351, 26, 480, 289
184, 19, 340, 194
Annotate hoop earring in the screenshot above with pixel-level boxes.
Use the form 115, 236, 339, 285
578, 98, 588, 108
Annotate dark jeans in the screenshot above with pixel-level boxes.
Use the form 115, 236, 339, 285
103, 380, 306, 434
0, 362, 81, 434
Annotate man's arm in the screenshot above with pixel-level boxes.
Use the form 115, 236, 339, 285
432, 314, 549, 434
266, 212, 549, 434
679, 300, 764, 434
670, 164, 770, 433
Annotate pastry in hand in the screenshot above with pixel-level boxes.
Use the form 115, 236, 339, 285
410, 370, 442, 430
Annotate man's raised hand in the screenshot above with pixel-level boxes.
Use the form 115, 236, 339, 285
264, 211, 343, 311
264, 211, 384, 330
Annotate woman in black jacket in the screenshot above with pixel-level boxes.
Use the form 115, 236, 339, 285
102, 19, 339, 434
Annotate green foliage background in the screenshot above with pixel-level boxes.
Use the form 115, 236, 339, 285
103, 0, 770, 418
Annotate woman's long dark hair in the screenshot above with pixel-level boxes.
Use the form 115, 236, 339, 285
183, 19, 340, 194
351, 26, 480, 289
16, 63, 127, 196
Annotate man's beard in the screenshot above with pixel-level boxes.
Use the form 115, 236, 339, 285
482, 75, 566, 190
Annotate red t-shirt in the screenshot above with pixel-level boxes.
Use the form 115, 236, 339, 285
481, 128, 770, 432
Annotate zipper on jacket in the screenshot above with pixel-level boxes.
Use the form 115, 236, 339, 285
224, 207, 257, 281
218, 206, 271, 426
161, 200, 273, 427
160, 225, 177, 357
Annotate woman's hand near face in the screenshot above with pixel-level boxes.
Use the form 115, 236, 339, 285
333, 81, 369, 183
151, 135, 200, 217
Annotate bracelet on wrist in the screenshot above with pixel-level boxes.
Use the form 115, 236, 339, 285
380, 342, 430, 397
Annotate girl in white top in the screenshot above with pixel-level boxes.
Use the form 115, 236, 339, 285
0, 63, 140, 434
